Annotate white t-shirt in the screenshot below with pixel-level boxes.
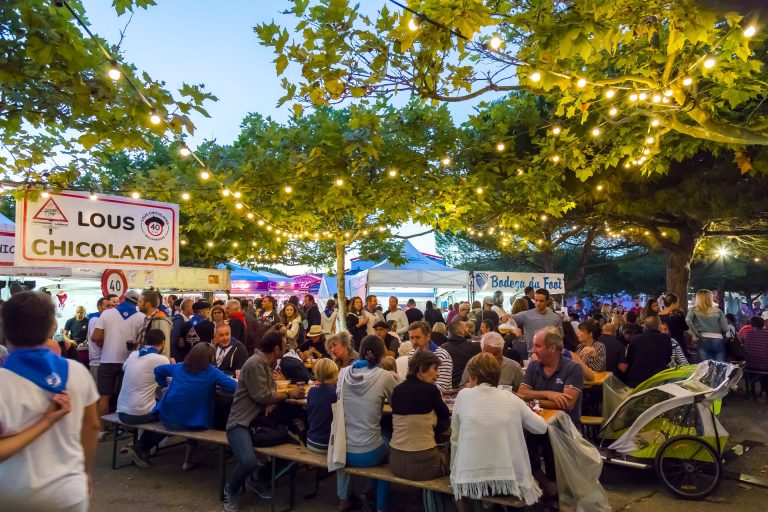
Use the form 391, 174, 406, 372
0, 359, 99, 510
87, 315, 102, 366
94, 307, 145, 364
117, 350, 170, 416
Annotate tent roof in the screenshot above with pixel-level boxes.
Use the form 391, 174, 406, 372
369, 240, 457, 271
217, 263, 294, 283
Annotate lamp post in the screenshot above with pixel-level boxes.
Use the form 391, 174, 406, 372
715, 248, 729, 312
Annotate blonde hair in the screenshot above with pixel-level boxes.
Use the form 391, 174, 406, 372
380, 355, 397, 372
694, 289, 716, 313
466, 352, 501, 387
512, 297, 529, 314
312, 358, 339, 383
398, 340, 414, 357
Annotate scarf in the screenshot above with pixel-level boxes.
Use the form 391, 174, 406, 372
324, 306, 335, 317
3, 348, 69, 393
216, 341, 235, 366
189, 313, 208, 327
351, 359, 380, 369
116, 300, 139, 319
139, 346, 159, 357
158, 304, 170, 315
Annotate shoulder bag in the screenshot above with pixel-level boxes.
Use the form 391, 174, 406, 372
327, 370, 347, 471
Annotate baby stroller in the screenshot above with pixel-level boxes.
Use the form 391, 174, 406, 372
597, 361, 742, 499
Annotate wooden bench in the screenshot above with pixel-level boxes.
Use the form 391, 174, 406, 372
579, 415, 604, 441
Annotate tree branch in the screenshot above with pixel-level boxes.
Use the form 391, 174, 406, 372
424, 84, 523, 102
392, 228, 434, 239
705, 229, 768, 236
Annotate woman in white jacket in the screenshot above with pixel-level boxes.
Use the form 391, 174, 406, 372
320, 299, 338, 335
280, 303, 302, 349
450, 352, 547, 509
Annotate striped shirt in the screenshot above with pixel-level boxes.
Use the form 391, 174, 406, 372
744, 328, 768, 372
407, 347, 453, 393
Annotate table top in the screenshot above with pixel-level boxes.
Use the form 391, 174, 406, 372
583, 371, 611, 388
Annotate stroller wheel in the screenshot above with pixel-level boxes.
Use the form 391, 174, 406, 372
655, 435, 722, 500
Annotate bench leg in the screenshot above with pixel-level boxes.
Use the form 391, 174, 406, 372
270, 456, 277, 512
219, 445, 226, 501
304, 467, 321, 499
112, 427, 118, 470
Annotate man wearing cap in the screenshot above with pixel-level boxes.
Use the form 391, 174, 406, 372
91, 289, 146, 439
383, 296, 409, 339
373, 320, 401, 355
178, 300, 215, 360
476, 296, 500, 335
459, 332, 523, 389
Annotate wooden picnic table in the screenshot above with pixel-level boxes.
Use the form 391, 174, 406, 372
584, 371, 612, 388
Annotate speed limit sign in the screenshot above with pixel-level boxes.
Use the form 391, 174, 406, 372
101, 269, 128, 299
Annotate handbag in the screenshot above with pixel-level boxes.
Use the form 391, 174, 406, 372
249, 413, 295, 447
327, 370, 347, 471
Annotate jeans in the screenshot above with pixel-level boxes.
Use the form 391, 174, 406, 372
525, 432, 556, 483
698, 336, 726, 362
118, 412, 157, 425
227, 426, 262, 493
337, 443, 390, 510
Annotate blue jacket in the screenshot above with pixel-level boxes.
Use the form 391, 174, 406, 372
306, 383, 336, 449
153, 363, 236, 429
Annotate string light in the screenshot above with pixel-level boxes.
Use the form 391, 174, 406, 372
703, 57, 716, 69
233, 191, 242, 198
200, 170, 210, 180
181, 192, 190, 200
643, 148, 651, 155
180, 240, 187, 245
651, 119, 660, 127
624, 162, 631, 168
284, 185, 292, 193
489, 35, 502, 50
551, 126, 562, 135
576, 78, 587, 88
530, 71, 541, 82
232, 242, 239, 247
247, 212, 254, 219
441, 157, 451, 166
652, 94, 662, 103
388, 169, 397, 177
646, 136, 655, 144
638, 92, 647, 101
475, 187, 484, 194
266, 225, 273, 231
744, 25, 757, 38
107, 61, 121, 80
496, 142, 505, 151
596, 184, 604, 191
605, 89, 615, 99
235, 203, 243, 209
541, 214, 548, 221
629, 93, 638, 102
551, 155, 560, 163
517, 168, 524, 175
608, 107, 618, 117
682, 77, 693, 86
257, 220, 265, 226
89, 192, 98, 201
131, 191, 140, 199
149, 113, 162, 125
591, 127, 601, 137
41, 192, 50, 198
664, 89, 673, 97
178, 145, 191, 157
222, 189, 231, 197
207, 241, 214, 247
335, 178, 344, 186
407, 16, 420, 31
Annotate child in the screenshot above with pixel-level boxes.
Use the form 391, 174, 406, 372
305, 358, 339, 453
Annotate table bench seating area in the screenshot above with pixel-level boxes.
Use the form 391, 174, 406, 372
103, 414, 527, 511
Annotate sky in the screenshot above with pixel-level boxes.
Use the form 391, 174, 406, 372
79, 0, 503, 270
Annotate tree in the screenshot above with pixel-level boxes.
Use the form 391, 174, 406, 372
260, 0, 768, 152
1, 0, 214, 189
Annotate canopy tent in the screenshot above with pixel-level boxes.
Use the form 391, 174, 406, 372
217, 263, 297, 294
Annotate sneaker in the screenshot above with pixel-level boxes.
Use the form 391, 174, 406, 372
223, 484, 240, 512
245, 475, 273, 500
126, 447, 150, 469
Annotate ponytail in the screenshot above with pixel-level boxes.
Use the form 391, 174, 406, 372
358, 335, 385, 368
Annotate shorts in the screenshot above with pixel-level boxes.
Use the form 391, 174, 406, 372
89, 365, 99, 383
97, 363, 124, 396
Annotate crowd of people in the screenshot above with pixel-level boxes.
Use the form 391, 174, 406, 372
0, 285, 765, 512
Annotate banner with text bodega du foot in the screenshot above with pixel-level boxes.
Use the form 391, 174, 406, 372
474, 271, 565, 294
15, 191, 179, 269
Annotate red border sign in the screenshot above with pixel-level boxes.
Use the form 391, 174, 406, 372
101, 269, 128, 299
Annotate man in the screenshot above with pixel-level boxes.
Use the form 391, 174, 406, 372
107, 294, 120, 307
629, 297, 643, 318
477, 296, 500, 334
479, 319, 495, 336
213, 323, 249, 377
450, 302, 471, 325
510, 288, 563, 354
383, 296, 409, 338
599, 323, 627, 375
179, 300, 215, 358
406, 321, 453, 393
91, 289, 145, 440
302, 294, 321, 331
225, 299, 247, 343
491, 290, 506, 317
224, 331, 305, 512
0, 291, 101, 511
63, 305, 89, 347
624, 316, 672, 387
460, 332, 523, 389
136, 289, 172, 358
441, 319, 481, 389
171, 298, 194, 361
276, 328, 313, 383
373, 320, 401, 355
246, 295, 278, 354
518, 327, 583, 497
404, 298, 424, 324
165, 294, 178, 315
87, 297, 112, 383
523, 286, 536, 310
363, 295, 384, 335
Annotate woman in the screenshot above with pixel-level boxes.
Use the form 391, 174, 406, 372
614, 304, 626, 318
450, 353, 547, 508
326, 331, 358, 369
390, 350, 450, 480
431, 322, 448, 346
446, 302, 460, 325
299, 325, 329, 360
345, 297, 368, 350
658, 293, 688, 355
336, 335, 397, 512
424, 300, 444, 326
576, 319, 607, 372
502, 298, 527, 362
127, 343, 236, 470
210, 304, 228, 327
641, 298, 660, 322
280, 303, 303, 349
686, 289, 729, 362
320, 299, 338, 335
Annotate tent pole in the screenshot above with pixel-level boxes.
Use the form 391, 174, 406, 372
469, 271, 475, 303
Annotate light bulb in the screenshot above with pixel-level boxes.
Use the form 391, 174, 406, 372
530, 71, 541, 82
388, 169, 397, 177
247, 212, 254, 219
651, 119, 660, 127
408, 17, 420, 31
629, 93, 638, 102
552, 126, 562, 135
180, 240, 187, 245
476, 187, 483, 194
266, 225, 273, 231
551, 155, 560, 163
643, 148, 651, 155
107, 63, 121, 81
181, 192, 190, 200
207, 241, 214, 247
335, 178, 344, 186
591, 127, 601, 137
222, 189, 231, 197
609, 107, 618, 117
441, 157, 451, 166
232, 242, 239, 247
149, 113, 162, 125
89, 193, 98, 201
662, 97, 670, 104
233, 191, 241, 198
178, 146, 191, 157
682, 77, 693, 86
200, 170, 210, 180
744, 25, 757, 38
257, 220, 265, 226
703, 57, 716, 69
596, 185, 603, 191
576, 78, 587, 88
646, 136, 655, 144
275, 229, 282, 234
517, 169, 524, 175
624, 163, 631, 169
605, 89, 615, 99
131, 191, 140, 199
638, 92, 647, 101
541, 214, 548, 221
495, 142, 506, 151
652, 94, 662, 103
489, 35, 503, 50
664, 89, 673, 97
41, 191, 50, 198
235, 203, 243, 209
284, 185, 292, 193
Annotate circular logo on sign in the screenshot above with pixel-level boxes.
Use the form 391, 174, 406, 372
140, 211, 170, 241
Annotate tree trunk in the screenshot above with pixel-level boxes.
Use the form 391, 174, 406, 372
565, 229, 596, 291
540, 250, 555, 273
665, 234, 698, 312
335, 240, 347, 332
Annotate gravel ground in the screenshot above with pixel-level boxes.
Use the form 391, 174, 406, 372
90, 388, 768, 512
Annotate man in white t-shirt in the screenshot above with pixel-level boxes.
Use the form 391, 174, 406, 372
86, 296, 112, 382
117, 329, 169, 425
0, 291, 101, 511
91, 289, 145, 438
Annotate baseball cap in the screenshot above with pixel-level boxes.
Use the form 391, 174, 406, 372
123, 289, 140, 303
192, 300, 212, 311
373, 320, 390, 330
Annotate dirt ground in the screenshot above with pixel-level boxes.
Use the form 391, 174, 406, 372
90, 388, 768, 512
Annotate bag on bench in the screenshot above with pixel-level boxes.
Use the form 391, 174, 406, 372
249, 415, 295, 447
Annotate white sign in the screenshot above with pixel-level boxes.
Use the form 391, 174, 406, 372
0, 229, 14, 266
15, 191, 179, 269
474, 271, 566, 294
